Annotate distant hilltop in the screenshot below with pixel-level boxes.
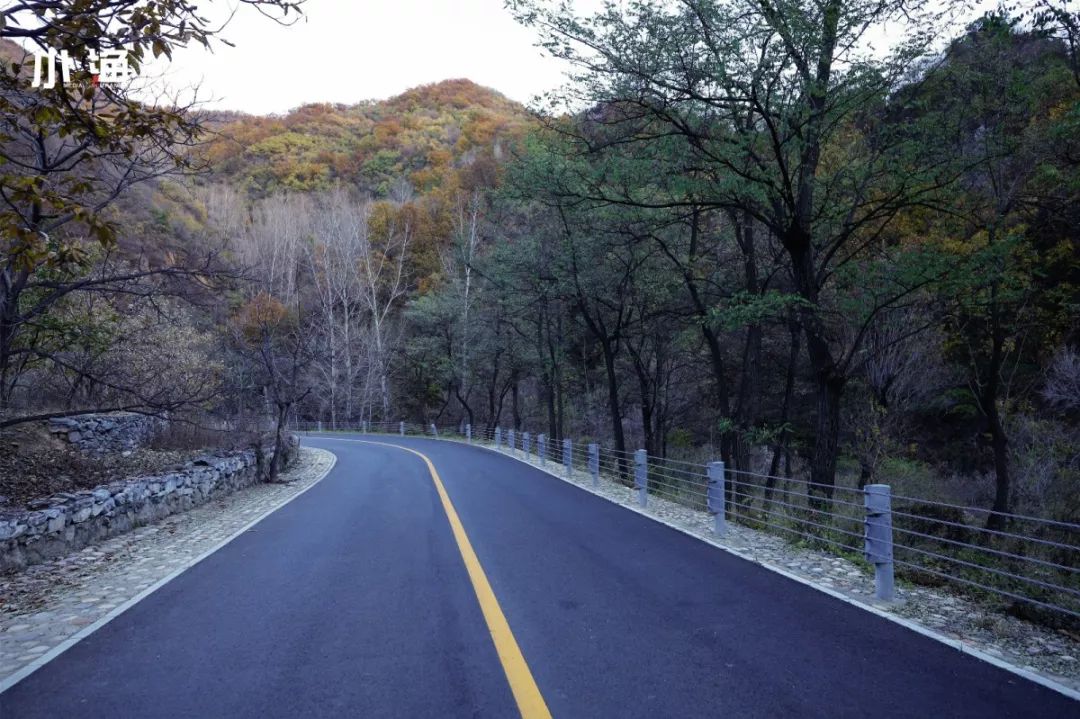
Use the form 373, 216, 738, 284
202, 78, 535, 199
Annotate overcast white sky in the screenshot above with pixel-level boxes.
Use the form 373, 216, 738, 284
151, 0, 580, 115
146, 0, 998, 117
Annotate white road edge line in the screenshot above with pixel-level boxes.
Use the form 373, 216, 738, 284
0, 446, 338, 695
310, 433, 1080, 702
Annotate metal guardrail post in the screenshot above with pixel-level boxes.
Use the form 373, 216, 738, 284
538, 434, 546, 466
399, 421, 404, 436
635, 449, 648, 507
563, 438, 572, 478
707, 461, 726, 536
864, 484, 895, 601
508, 429, 516, 455
495, 427, 502, 449
466, 423, 472, 443
523, 431, 531, 458
588, 443, 599, 487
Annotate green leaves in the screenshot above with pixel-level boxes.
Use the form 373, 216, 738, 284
708, 291, 808, 332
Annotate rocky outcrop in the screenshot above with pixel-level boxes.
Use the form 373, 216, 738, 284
0, 435, 299, 572
48, 412, 166, 454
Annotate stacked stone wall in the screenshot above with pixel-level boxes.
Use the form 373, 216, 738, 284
0, 435, 299, 571
48, 413, 165, 454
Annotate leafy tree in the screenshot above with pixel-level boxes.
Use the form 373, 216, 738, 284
509, 0, 966, 501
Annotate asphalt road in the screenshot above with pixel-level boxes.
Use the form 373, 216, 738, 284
1, 434, 1076, 718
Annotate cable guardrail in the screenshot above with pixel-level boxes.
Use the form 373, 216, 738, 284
890, 493, 1080, 531
288, 418, 1080, 626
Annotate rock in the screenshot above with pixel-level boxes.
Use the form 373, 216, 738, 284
0, 519, 26, 540
46, 512, 66, 533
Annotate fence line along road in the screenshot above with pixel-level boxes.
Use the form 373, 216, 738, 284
291, 420, 1080, 627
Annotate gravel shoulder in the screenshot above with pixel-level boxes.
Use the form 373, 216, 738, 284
0, 445, 336, 687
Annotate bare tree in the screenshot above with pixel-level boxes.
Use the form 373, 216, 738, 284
1043, 347, 1080, 413
848, 307, 950, 486
357, 201, 411, 419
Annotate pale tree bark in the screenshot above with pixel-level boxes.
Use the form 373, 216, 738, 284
356, 202, 411, 419
444, 191, 482, 425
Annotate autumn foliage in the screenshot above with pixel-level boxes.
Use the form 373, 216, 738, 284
201, 79, 533, 200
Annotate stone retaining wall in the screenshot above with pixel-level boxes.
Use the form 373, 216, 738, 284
48, 412, 166, 454
0, 435, 299, 572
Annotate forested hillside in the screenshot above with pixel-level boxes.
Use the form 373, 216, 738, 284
203, 78, 529, 198
1, 2, 1077, 529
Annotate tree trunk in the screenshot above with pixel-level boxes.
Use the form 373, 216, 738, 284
857, 458, 873, 490
600, 338, 628, 479
809, 376, 845, 507
511, 373, 521, 430
454, 382, 474, 428
783, 222, 844, 501
700, 324, 735, 473
986, 400, 1011, 530
982, 305, 1010, 530
640, 395, 655, 458
553, 314, 565, 442
268, 402, 290, 482
767, 314, 801, 507
0, 282, 21, 409
734, 209, 762, 481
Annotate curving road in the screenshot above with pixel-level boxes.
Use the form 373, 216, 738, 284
1, 434, 1076, 717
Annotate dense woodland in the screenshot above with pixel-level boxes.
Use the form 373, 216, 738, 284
0, 1, 1077, 522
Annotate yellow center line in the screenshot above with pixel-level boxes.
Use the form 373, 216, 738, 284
346, 439, 552, 719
